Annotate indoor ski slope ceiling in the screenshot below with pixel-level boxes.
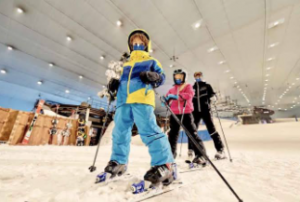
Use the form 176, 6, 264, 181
1, 0, 300, 113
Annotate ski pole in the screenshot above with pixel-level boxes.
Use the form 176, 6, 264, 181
154, 90, 243, 202
179, 99, 187, 157
213, 102, 233, 163
89, 96, 113, 172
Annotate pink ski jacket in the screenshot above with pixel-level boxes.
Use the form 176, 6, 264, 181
166, 83, 195, 115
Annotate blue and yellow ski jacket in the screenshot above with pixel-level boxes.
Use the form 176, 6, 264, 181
116, 29, 166, 108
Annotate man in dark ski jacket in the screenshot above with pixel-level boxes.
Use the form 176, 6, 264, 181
189, 72, 225, 159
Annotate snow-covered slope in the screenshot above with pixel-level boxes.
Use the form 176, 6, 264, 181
0, 119, 299, 202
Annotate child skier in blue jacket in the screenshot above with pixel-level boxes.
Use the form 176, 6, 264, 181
103, 29, 175, 185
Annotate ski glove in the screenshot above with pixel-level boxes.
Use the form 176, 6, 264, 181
107, 78, 120, 93
166, 94, 178, 101
139, 71, 162, 87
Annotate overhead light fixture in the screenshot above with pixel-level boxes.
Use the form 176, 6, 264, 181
268, 18, 285, 29
149, 49, 154, 53
7, 46, 13, 51
268, 42, 279, 48
218, 60, 226, 65
66, 36, 72, 41
88, 97, 91, 100
267, 57, 275, 61
79, 75, 83, 79
266, 74, 270, 77
1, 69, 7, 74
207, 46, 218, 53
234, 81, 238, 84
192, 19, 203, 30
265, 79, 269, 82
49, 63, 54, 67
292, 83, 295, 85
225, 70, 230, 73
102, 85, 105, 88
65, 89, 70, 94
170, 64, 174, 68
100, 55, 105, 60
266, 67, 272, 70
278, 108, 281, 110
296, 78, 300, 80
37, 81, 43, 85
116, 20, 122, 27
16, 7, 24, 14
230, 76, 234, 79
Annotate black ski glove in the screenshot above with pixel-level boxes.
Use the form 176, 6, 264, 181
107, 78, 120, 93
139, 71, 161, 86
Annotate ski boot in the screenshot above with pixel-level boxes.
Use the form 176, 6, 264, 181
215, 150, 226, 160
144, 163, 174, 187
95, 160, 127, 183
192, 156, 207, 167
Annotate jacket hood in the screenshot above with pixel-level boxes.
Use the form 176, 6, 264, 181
128, 29, 152, 53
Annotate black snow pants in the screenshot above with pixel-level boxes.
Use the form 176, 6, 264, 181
190, 110, 224, 152
168, 113, 207, 159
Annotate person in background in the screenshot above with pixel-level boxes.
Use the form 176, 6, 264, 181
166, 69, 207, 165
191, 72, 225, 160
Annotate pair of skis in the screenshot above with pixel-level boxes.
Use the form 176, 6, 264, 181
22, 100, 45, 145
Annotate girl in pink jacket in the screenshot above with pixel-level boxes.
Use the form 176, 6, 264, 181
165, 69, 207, 165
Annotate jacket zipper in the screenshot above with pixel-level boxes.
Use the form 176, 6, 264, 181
177, 87, 181, 114
127, 65, 134, 95
196, 82, 201, 112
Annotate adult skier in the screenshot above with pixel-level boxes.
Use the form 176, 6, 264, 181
166, 69, 207, 165
190, 72, 225, 159
102, 29, 175, 186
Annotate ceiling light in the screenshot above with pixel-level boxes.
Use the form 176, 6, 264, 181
266, 67, 272, 70
292, 83, 295, 85
268, 18, 285, 29
284, 109, 287, 111
100, 55, 105, 60
192, 20, 202, 30
1, 69, 7, 74
265, 83, 268, 86
79, 75, 83, 79
149, 49, 153, 53
268, 42, 279, 48
230, 77, 234, 79
116, 20, 122, 26
37, 81, 43, 85
234, 81, 238, 84
88, 97, 91, 100
66, 36, 72, 41
265, 79, 269, 82
296, 78, 299, 80
267, 57, 275, 61
49, 63, 54, 67
7, 46, 13, 51
16, 8, 24, 13
225, 70, 230, 73
65, 90, 70, 94
170, 64, 174, 68
266, 74, 270, 77
102, 85, 105, 88
207, 46, 218, 53
278, 108, 281, 110
218, 60, 226, 65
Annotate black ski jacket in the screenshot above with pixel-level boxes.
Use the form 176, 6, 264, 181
192, 81, 215, 112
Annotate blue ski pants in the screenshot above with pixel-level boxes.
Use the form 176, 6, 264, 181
110, 104, 174, 166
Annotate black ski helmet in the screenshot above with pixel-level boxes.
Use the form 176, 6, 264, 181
173, 69, 187, 84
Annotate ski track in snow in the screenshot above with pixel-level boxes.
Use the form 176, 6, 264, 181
0, 119, 300, 202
